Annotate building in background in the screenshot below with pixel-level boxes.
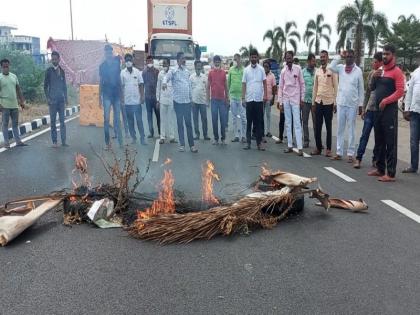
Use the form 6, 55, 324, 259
0, 24, 44, 64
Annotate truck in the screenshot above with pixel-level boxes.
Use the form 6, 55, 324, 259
146, 0, 201, 70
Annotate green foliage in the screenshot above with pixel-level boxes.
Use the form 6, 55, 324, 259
304, 14, 332, 55
383, 14, 420, 69
0, 49, 46, 103
336, 0, 388, 65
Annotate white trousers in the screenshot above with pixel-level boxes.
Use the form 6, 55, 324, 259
160, 102, 176, 140
284, 100, 303, 149
230, 99, 246, 139
336, 105, 357, 156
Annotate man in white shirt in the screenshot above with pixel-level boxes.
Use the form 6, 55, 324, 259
156, 58, 177, 144
242, 49, 267, 151
190, 60, 210, 141
120, 53, 146, 145
402, 66, 420, 173
329, 50, 364, 162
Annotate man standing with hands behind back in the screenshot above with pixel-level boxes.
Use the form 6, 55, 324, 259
242, 49, 267, 151
44, 51, 68, 147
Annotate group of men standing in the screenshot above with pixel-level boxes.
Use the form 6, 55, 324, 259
2, 42, 419, 183
278, 44, 407, 182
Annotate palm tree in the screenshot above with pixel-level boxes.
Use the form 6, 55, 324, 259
274, 21, 301, 55
336, 0, 388, 65
239, 44, 258, 59
370, 12, 389, 55
263, 29, 283, 61
303, 14, 332, 55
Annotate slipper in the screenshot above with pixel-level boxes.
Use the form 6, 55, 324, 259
378, 175, 396, 182
330, 155, 342, 161
368, 170, 383, 177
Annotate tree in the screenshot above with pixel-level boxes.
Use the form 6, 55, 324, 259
274, 21, 301, 55
303, 14, 332, 55
336, 0, 388, 65
263, 29, 283, 61
239, 44, 258, 59
0, 49, 45, 102
383, 14, 420, 69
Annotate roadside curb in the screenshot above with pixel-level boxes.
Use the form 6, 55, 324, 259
0, 105, 80, 145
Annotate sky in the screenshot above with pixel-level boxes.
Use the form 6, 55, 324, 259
2, 0, 419, 56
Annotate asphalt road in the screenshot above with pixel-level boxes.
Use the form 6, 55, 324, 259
1, 110, 420, 315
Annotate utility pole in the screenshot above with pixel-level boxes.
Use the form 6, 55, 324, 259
69, 0, 74, 40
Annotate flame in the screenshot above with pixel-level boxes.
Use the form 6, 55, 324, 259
202, 160, 220, 205
161, 158, 172, 167
138, 169, 175, 220
71, 153, 91, 189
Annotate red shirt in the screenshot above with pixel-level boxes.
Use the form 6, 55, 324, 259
208, 69, 227, 100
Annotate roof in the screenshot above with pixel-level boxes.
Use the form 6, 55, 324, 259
47, 38, 132, 86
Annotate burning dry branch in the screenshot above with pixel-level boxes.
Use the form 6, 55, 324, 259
129, 188, 296, 244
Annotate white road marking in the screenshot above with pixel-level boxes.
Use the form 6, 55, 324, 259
324, 167, 357, 182
152, 139, 160, 162
293, 148, 311, 158
0, 115, 79, 153
382, 200, 420, 224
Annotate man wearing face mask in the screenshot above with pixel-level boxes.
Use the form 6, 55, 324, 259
44, 51, 68, 147
242, 49, 268, 151
99, 44, 123, 149
208, 55, 229, 145
368, 44, 405, 182
163, 52, 198, 153
190, 60, 210, 141
329, 49, 364, 163
228, 53, 246, 143
142, 55, 160, 138
157, 58, 177, 144
120, 53, 146, 145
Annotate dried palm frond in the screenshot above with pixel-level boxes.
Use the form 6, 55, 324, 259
315, 198, 368, 213
259, 169, 317, 188
129, 189, 296, 244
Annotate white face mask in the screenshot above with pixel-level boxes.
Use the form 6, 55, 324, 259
163, 66, 169, 71
147, 64, 153, 68
125, 61, 133, 68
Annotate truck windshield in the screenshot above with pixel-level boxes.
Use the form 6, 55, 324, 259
151, 39, 195, 60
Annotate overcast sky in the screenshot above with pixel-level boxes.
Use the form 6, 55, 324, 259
3, 0, 419, 55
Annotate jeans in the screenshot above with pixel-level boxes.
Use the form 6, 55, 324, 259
314, 102, 333, 151
278, 112, 285, 140
125, 104, 145, 142
103, 95, 123, 146
1, 108, 21, 144
120, 103, 129, 136
49, 101, 66, 144
301, 102, 315, 146
246, 101, 264, 145
336, 106, 357, 157
160, 102, 176, 140
230, 99, 246, 139
410, 112, 420, 171
145, 98, 161, 136
375, 103, 398, 177
263, 101, 272, 135
211, 99, 228, 141
192, 103, 208, 138
356, 110, 378, 162
284, 100, 303, 149
174, 101, 194, 147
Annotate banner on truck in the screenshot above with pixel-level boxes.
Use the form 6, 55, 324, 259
153, 4, 188, 30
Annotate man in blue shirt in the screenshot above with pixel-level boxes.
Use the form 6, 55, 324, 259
99, 44, 123, 149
